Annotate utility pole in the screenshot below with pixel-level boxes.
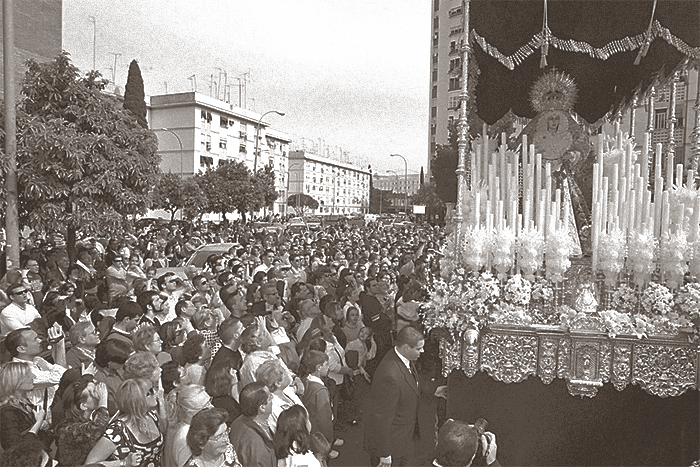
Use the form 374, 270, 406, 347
109, 52, 121, 84
4, 0, 19, 270
88, 16, 96, 70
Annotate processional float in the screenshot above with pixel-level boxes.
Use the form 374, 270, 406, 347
424, 0, 700, 399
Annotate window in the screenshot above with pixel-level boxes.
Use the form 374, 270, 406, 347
433, 0, 439, 11
239, 123, 247, 140
449, 95, 461, 109
200, 155, 213, 169
432, 85, 438, 99
433, 32, 439, 47
449, 77, 461, 91
239, 143, 247, 154
220, 117, 229, 129
205, 135, 211, 152
450, 27, 463, 37
432, 69, 438, 82
449, 57, 461, 72
449, 6, 462, 17
200, 110, 212, 123
433, 16, 439, 29
432, 53, 438, 65
219, 139, 227, 149
654, 109, 667, 129
431, 124, 436, 135
431, 106, 437, 118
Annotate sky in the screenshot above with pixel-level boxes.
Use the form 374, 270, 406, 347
62, 0, 431, 175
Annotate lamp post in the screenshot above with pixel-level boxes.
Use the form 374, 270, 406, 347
254, 110, 285, 172
391, 154, 408, 216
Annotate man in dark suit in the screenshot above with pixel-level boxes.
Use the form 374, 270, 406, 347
364, 326, 424, 467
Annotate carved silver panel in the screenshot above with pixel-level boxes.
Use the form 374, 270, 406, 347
481, 333, 538, 384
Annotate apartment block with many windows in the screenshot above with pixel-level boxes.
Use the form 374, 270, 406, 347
148, 92, 291, 214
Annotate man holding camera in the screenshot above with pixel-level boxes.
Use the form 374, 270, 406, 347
433, 419, 500, 467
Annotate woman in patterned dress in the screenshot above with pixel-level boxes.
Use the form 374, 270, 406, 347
85, 378, 167, 467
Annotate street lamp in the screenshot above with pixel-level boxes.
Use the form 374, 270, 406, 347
391, 153, 408, 216
254, 110, 285, 172
159, 128, 184, 178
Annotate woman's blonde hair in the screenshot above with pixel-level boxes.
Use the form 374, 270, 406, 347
124, 351, 159, 380
133, 326, 159, 353
0, 361, 31, 403
174, 384, 211, 424
255, 358, 286, 393
116, 378, 157, 438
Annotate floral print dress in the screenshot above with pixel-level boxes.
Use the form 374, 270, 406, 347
103, 410, 163, 467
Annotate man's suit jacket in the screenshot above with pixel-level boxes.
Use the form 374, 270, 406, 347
363, 347, 420, 459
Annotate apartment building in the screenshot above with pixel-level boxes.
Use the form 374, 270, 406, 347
148, 92, 291, 214
288, 150, 370, 216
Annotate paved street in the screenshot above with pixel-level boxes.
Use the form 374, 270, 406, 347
331, 375, 439, 467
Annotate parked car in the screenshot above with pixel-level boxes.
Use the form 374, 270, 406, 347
305, 216, 322, 230
158, 242, 237, 279
287, 217, 308, 234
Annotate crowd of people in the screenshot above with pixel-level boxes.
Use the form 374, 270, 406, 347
0, 217, 499, 467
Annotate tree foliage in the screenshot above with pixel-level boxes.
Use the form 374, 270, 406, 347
369, 187, 393, 214
123, 59, 148, 129
287, 193, 319, 216
151, 172, 186, 220
0, 52, 160, 259
251, 164, 279, 212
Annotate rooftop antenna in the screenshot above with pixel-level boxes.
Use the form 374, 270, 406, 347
188, 75, 197, 92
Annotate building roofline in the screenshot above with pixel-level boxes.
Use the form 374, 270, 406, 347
289, 150, 370, 174
149, 92, 291, 141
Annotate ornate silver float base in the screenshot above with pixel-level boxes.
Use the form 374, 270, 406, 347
440, 323, 698, 398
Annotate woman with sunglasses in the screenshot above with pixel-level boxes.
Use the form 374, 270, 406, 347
55, 376, 139, 467
0, 361, 47, 452
184, 407, 241, 467
85, 378, 166, 467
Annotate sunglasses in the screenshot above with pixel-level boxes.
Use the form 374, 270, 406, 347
12, 289, 30, 295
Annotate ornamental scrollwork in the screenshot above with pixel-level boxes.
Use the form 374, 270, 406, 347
557, 337, 571, 379
612, 343, 632, 391
631, 343, 698, 397
599, 341, 611, 383
538, 336, 558, 384
481, 333, 538, 384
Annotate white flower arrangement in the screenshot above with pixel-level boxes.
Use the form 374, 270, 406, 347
675, 283, 700, 320
626, 231, 657, 288
463, 226, 490, 273
659, 230, 690, 289
610, 284, 639, 314
491, 227, 515, 280
517, 228, 545, 281
640, 282, 674, 315
545, 228, 572, 283
503, 274, 532, 306
597, 228, 626, 286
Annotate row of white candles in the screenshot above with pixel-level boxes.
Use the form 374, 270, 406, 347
465, 125, 700, 275
590, 130, 700, 271
468, 128, 570, 239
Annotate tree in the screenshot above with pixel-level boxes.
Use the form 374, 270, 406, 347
250, 164, 279, 215
369, 187, 393, 214
420, 166, 425, 186
151, 172, 187, 220
287, 193, 319, 216
182, 177, 208, 223
0, 52, 160, 261
410, 183, 445, 224
123, 59, 148, 128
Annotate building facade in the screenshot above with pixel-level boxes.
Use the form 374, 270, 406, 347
148, 92, 291, 215
288, 150, 370, 216
0, 0, 62, 97
373, 172, 421, 213
427, 0, 465, 180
